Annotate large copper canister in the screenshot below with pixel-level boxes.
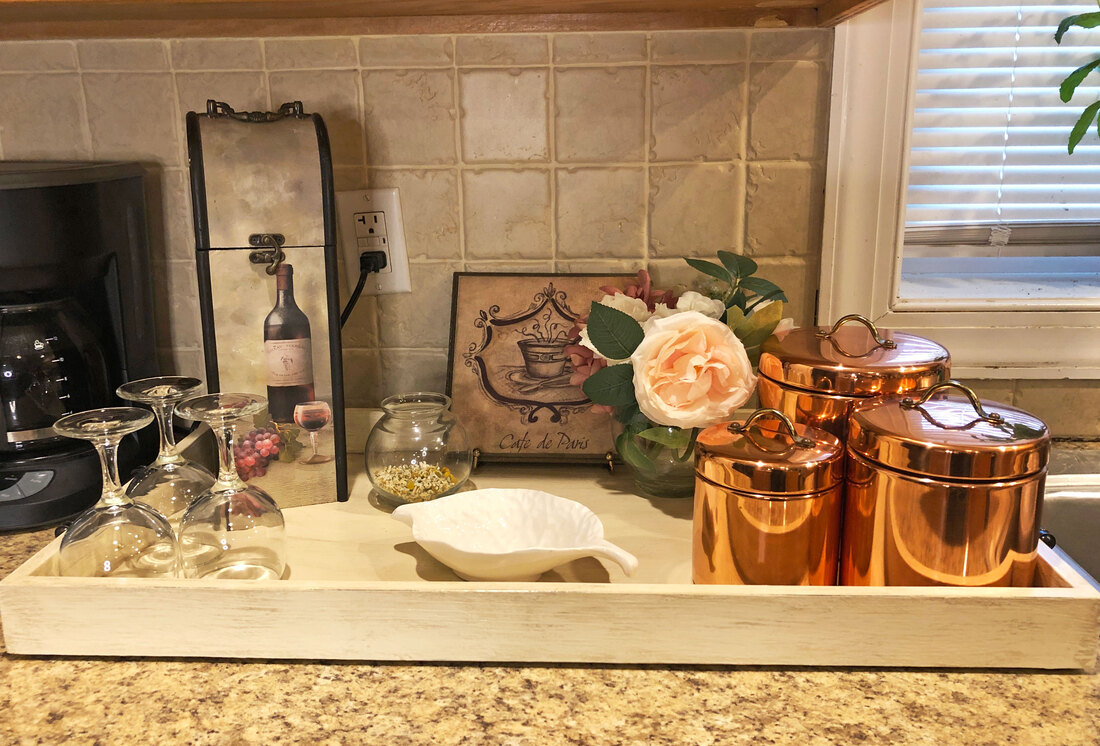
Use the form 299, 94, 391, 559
757, 314, 951, 441
841, 381, 1049, 587
693, 409, 844, 585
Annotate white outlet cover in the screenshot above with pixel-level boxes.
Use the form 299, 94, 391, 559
335, 188, 412, 296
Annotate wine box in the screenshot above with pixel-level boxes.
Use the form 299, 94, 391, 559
185, 100, 348, 506
1, 423, 1098, 669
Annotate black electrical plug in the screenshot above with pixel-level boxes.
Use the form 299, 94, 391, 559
341, 250, 391, 327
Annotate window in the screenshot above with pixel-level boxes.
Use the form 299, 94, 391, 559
820, 0, 1100, 377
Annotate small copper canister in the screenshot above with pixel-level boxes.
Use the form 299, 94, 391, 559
758, 314, 951, 441
841, 381, 1049, 588
693, 409, 845, 585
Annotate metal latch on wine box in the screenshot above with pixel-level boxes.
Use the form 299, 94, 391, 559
185, 100, 349, 506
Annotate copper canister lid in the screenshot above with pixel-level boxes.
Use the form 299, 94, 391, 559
847, 381, 1050, 481
759, 314, 950, 396
695, 409, 844, 496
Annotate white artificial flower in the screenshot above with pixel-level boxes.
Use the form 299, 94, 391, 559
598, 293, 651, 324
650, 302, 678, 319
675, 291, 726, 319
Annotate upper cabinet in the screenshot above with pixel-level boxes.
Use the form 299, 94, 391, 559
0, 0, 889, 39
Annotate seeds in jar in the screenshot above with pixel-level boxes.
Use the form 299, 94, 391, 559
375, 463, 457, 502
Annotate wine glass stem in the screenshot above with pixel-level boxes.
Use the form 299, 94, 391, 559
153, 401, 182, 465
213, 423, 246, 491
95, 439, 129, 507
309, 430, 319, 458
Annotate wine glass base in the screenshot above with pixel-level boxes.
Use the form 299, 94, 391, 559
299, 454, 334, 465
198, 563, 284, 581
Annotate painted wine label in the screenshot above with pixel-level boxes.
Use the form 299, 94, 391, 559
265, 338, 313, 386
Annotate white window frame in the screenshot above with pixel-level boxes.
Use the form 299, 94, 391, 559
819, 0, 1100, 379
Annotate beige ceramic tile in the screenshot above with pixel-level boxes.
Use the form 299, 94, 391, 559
1015, 380, 1100, 438
955, 379, 1017, 407
153, 260, 203, 349
651, 64, 745, 162
377, 348, 450, 401
455, 35, 549, 66
462, 169, 552, 260
358, 36, 453, 67
745, 163, 825, 258
646, 258, 711, 293
748, 60, 829, 161
340, 295, 380, 348
366, 169, 461, 260
552, 33, 647, 64
649, 164, 744, 258
555, 259, 640, 275
146, 168, 195, 262
0, 74, 89, 159
264, 38, 358, 69
175, 71, 267, 119
341, 347, 383, 407
270, 70, 363, 166
0, 41, 76, 71
377, 261, 461, 348
751, 256, 818, 326
463, 260, 555, 273
169, 39, 263, 70
362, 69, 456, 166
459, 69, 548, 162
752, 29, 832, 61
556, 168, 645, 260
77, 40, 168, 71
554, 67, 645, 163
157, 347, 206, 379
83, 73, 180, 164
333, 166, 368, 190
650, 30, 749, 63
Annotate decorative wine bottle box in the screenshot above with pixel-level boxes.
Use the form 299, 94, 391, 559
2, 455, 1098, 670
186, 100, 348, 506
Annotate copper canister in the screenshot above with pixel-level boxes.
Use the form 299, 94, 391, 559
693, 409, 845, 585
841, 381, 1049, 587
757, 314, 951, 441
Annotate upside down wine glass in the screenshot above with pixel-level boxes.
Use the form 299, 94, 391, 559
176, 393, 286, 580
54, 408, 180, 578
117, 376, 216, 522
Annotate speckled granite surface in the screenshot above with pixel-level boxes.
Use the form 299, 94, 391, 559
3, 529, 1099, 745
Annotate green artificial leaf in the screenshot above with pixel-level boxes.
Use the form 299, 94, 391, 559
581, 363, 637, 407
616, 430, 656, 473
1055, 12, 1100, 44
1069, 100, 1100, 154
716, 251, 758, 280
613, 401, 642, 425
738, 276, 789, 303
586, 302, 644, 360
725, 305, 748, 335
1060, 59, 1100, 102
736, 300, 784, 348
685, 258, 733, 284
636, 426, 692, 450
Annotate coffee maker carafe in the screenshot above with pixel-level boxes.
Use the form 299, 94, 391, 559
0, 162, 159, 530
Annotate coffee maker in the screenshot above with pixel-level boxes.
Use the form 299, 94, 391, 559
0, 162, 159, 531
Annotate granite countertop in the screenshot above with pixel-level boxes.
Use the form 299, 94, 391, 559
1, 527, 1098, 744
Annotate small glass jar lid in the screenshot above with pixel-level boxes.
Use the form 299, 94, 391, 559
695, 409, 844, 496
759, 314, 950, 397
847, 381, 1050, 481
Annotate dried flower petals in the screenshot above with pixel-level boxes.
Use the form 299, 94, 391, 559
375, 463, 457, 502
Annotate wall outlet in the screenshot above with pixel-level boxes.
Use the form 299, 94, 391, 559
335, 188, 411, 295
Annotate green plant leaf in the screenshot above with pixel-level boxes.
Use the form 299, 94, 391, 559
1055, 12, 1100, 44
1060, 59, 1100, 102
716, 251, 758, 280
738, 276, 788, 303
735, 300, 784, 348
1069, 100, 1100, 154
581, 363, 636, 407
612, 401, 642, 424
685, 258, 733, 284
636, 426, 692, 450
586, 302, 644, 360
725, 305, 747, 334
616, 430, 657, 473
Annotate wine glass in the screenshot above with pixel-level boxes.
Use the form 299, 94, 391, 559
117, 376, 216, 522
54, 407, 180, 578
176, 393, 286, 580
293, 400, 333, 465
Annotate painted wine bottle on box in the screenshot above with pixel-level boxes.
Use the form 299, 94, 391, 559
185, 100, 348, 506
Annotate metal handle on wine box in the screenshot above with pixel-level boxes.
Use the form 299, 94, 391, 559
248, 233, 286, 275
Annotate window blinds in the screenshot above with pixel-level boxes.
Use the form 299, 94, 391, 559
904, 0, 1100, 234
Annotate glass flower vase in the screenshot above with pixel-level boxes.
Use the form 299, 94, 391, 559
616, 425, 697, 499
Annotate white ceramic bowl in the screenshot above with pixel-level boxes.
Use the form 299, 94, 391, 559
391, 488, 639, 581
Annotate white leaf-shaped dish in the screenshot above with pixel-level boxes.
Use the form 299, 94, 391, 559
391, 488, 639, 582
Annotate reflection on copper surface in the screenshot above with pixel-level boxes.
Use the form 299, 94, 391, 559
757, 376, 856, 441
693, 477, 842, 586
840, 452, 1043, 587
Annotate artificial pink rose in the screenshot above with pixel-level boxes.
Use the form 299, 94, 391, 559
630, 311, 756, 429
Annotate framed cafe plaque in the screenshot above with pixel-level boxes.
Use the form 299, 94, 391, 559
446, 272, 631, 464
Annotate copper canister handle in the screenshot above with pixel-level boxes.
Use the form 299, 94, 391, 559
728, 408, 815, 448
815, 314, 897, 351
900, 380, 1004, 423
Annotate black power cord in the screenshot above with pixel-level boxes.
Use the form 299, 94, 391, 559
340, 250, 388, 327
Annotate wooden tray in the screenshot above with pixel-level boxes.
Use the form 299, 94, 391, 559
2, 464, 1098, 670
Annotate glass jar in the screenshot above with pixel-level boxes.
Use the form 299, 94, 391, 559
364, 392, 473, 506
